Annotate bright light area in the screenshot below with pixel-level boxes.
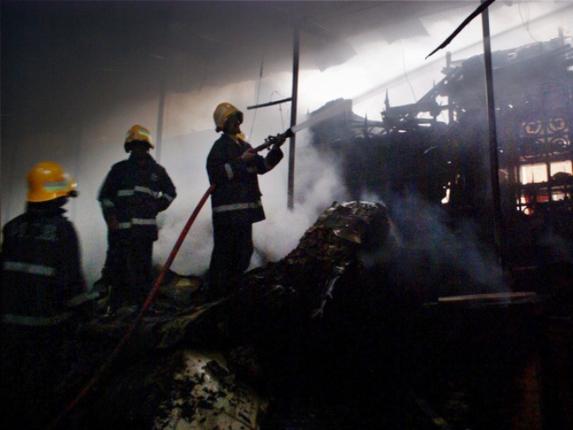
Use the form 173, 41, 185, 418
441, 186, 451, 204
520, 163, 548, 184
550, 160, 573, 176
295, 2, 573, 121
519, 161, 571, 185
164, 2, 573, 138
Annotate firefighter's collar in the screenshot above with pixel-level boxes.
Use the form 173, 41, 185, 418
224, 132, 243, 145
129, 152, 155, 164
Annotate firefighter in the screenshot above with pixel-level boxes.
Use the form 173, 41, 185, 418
0, 161, 87, 428
207, 102, 284, 297
98, 124, 176, 311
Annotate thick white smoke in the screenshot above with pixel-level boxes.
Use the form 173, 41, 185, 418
252, 129, 347, 265
3, 1, 570, 287
154, 126, 347, 277
137, 74, 348, 278
2, 76, 347, 285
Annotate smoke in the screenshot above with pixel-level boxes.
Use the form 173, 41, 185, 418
252, 129, 347, 265
291, 100, 348, 133
146, 74, 348, 278
154, 127, 347, 276
0, 71, 347, 286
361, 190, 506, 294
3, 1, 571, 288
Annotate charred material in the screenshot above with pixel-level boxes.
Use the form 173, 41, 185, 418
59, 201, 393, 429
26, 201, 572, 429
311, 35, 573, 271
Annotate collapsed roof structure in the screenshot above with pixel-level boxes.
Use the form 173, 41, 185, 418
310, 33, 573, 268
2, 4, 572, 429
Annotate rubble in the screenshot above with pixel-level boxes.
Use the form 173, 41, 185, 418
61, 201, 393, 428
154, 351, 267, 430
47, 200, 571, 430
157, 271, 203, 309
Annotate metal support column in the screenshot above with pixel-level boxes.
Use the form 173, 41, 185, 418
446, 52, 455, 125
481, 0, 505, 266
156, 77, 166, 164
287, 27, 300, 210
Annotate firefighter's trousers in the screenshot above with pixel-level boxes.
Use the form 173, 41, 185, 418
208, 222, 253, 297
106, 233, 153, 309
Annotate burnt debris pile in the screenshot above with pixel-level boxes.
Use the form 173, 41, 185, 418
15, 201, 573, 430
60, 201, 397, 429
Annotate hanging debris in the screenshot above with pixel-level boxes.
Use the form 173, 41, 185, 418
310, 35, 573, 272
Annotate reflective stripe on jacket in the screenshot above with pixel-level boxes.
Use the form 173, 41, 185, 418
206, 134, 283, 225
98, 153, 177, 240
1, 313, 72, 327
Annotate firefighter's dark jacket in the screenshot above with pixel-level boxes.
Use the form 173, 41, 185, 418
207, 133, 283, 225
1, 204, 86, 326
98, 153, 177, 241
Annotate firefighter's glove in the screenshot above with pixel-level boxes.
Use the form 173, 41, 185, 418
267, 146, 284, 166
153, 198, 170, 213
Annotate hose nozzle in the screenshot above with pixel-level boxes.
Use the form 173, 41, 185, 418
282, 128, 294, 139
256, 128, 295, 152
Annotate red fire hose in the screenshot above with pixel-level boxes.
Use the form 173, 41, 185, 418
48, 184, 215, 429
49, 129, 293, 428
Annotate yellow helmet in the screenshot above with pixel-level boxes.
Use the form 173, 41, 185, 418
27, 161, 77, 203
213, 102, 243, 132
125, 124, 154, 152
